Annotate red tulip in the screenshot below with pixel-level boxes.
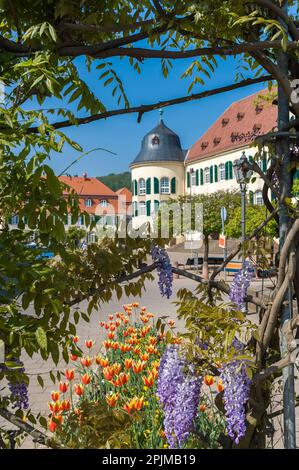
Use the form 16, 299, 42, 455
59, 382, 69, 393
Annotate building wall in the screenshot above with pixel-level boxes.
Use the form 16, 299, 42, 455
131, 161, 185, 228
184, 144, 266, 204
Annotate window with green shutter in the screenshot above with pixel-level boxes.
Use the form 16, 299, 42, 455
146, 177, 151, 195
249, 191, 254, 205
214, 165, 218, 182
146, 200, 151, 216
200, 169, 204, 185
133, 179, 138, 196
133, 201, 138, 217
154, 177, 159, 194
171, 177, 176, 194
262, 159, 267, 173
225, 162, 229, 180
196, 169, 199, 186
187, 172, 190, 188
210, 166, 214, 184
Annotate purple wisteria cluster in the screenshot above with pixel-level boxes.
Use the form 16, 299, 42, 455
220, 340, 251, 445
0, 358, 29, 410
157, 345, 202, 448
151, 245, 173, 299
229, 261, 254, 310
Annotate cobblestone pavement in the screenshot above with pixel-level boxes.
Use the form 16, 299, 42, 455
1, 273, 298, 448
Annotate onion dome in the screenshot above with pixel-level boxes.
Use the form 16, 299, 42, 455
131, 114, 186, 166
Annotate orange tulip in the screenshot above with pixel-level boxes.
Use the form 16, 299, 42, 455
141, 306, 147, 312
73, 335, 79, 343
69, 354, 78, 361
106, 393, 119, 407
51, 391, 60, 402
109, 324, 116, 331
103, 366, 115, 381
133, 346, 141, 355
132, 302, 139, 308
146, 345, 155, 354
61, 399, 71, 411
108, 331, 115, 340
74, 384, 84, 396
59, 382, 68, 394
81, 373, 91, 385
147, 312, 154, 318
199, 404, 206, 412
65, 369, 75, 381
132, 361, 146, 374
112, 372, 129, 387
115, 320, 121, 327
142, 373, 155, 387
124, 358, 133, 369
48, 401, 61, 414
95, 356, 109, 367
111, 342, 119, 350
109, 314, 114, 320
48, 416, 63, 432
140, 353, 149, 362
140, 316, 149, 324
80, 356, 92, 367
85, 339, 94, 349
217, 379, 224, 393
123, 396, 144, 414
204, 375, 214, 387
112, 363, 122, 375
168, 319, 175, 327
99, 321, 105, 327
104, 323, 109, 329
149, 337, 157, 345
103, 340, 112, 349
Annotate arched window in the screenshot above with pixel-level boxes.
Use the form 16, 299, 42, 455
219, 163, 225, 181
160, 177, 170, 194
85, 198, 92, 207
139, 178, 146, 195
100, 199, 108, 207
191, 170, 196, 187
139, 201, 146, 216
255, 190, 263, 206
204, 167, 210, 184
10, 214, 19, 225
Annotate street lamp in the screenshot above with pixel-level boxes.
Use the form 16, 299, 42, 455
233, 151, 253, 270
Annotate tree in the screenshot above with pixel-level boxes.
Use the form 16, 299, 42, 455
0, 0, 299, 449
225, 205, 278, 239
97, 172, 131, 192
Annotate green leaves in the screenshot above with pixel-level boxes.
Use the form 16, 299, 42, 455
35, 327, 47, 350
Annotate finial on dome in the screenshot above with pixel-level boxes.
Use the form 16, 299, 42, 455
159, 108, 164, 121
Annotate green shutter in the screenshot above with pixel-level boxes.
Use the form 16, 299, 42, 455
262, 159, 267, 173
134, 202, 138, 217
146, 200, 151, 216
146, 177, 151, 195
200, 169, 204, 185
295, 168, 299, 179
225, 162, 229, 180
214, 165, 218, 182
154, 177, 159, 194
171, 177, 176, 194
133, 180, 137, 196
187, 172, 190, 188
195, 169, 199, 186
228, 161, 233, 179
210, 166, 213, 183
249, 191, 254, 206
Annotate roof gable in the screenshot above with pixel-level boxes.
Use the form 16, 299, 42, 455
59, 176, 115, 196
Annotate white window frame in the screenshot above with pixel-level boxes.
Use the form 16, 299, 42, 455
160, 177, 170, 194
204, 167, 210, 184
255, 190, 263, 206
139, 201, 146, 216
139, 178, 146, 195
191, 171, 196, 187
219, 163, 225, 181
10, 215, 19, 225
85, 198, 92, 207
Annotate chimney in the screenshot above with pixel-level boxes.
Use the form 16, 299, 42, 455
83, 172, 87, 179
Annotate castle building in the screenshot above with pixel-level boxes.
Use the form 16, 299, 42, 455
130, 89, 278, 228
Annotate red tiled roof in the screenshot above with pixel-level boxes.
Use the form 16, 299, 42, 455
186, 89, 278, 164
59, 176, 115, 196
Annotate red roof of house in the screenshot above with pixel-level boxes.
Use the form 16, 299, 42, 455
186, 89, 278, 164
115, 187, 132, 203
59, 175, 115, 196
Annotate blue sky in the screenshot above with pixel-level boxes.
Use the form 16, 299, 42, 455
47, 55, 268, 177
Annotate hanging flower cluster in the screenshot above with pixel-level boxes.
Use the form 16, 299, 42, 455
151, 245, 173, 299
0, 358, 29, 410
220, 340, 251, 445
229, 261, 254, 310
157, 345, 202, 448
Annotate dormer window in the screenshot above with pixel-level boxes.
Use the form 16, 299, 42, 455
100, 199, 108, 207
231, 131, 238, 142
222, 118, 229, 127
253, 123, 262, 133
213, 137, 221, 146
85, 198, 92, 207
151, 135, 160, 146
255, 104, 263, 114
237, 112, 245, 121
201, 141, 209, 150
